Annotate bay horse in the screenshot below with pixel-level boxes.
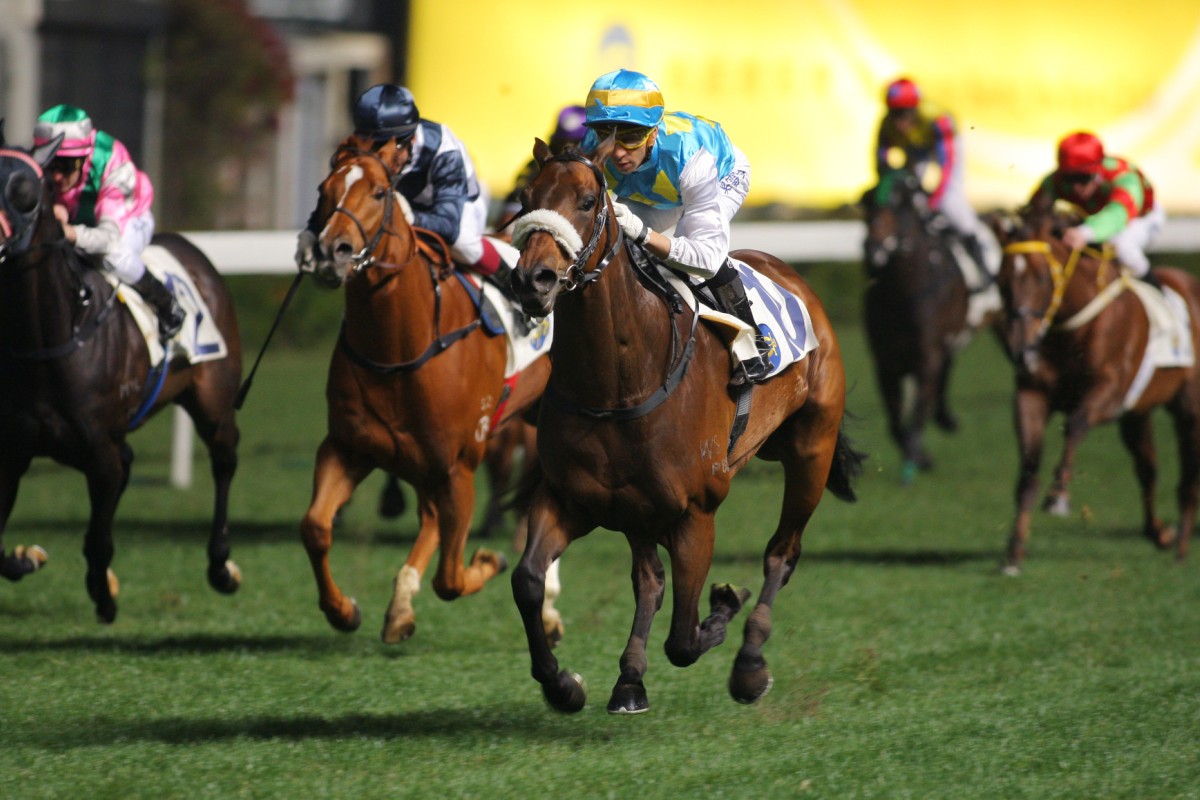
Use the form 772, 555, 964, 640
507, 138, 864, 713
992, 204, 1200, 573
300, 136, 555, 644
861, 168, 999, 483
0, 135, 243, 622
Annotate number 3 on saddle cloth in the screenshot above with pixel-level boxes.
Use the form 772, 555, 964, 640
114, 246, 229, 368
661, 258, 817, 379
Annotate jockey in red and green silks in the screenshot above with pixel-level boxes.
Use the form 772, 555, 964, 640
1029, 131, 1164, 278
875, 77, 990, 273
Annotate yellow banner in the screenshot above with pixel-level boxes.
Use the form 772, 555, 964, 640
409, 0, 1200, 212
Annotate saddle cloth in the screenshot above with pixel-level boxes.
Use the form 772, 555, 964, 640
110, 244, 229, 367
461, 273, 553, 378
1123, 280, 1195, 409
661, 258, 818, 380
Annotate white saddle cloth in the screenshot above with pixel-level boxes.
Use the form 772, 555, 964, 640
1123, 280, 1195, 409
110, 244, 228, 366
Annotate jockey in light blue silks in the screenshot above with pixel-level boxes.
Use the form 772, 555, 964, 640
580, 69, 768, 385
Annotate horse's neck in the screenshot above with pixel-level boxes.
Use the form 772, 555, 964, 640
1, 246, 82, 351
552, 254, 677, 403
342, 232, 441, 361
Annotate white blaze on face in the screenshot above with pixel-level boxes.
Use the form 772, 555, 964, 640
319, 165, 365, 238
1013, 254, 1027, 276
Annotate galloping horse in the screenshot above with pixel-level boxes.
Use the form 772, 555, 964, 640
300, 136, 554, 643
0, 135, 243, 622
861, 168, 999, 482
508, 138, 864, 713
992, 205, 1200, 572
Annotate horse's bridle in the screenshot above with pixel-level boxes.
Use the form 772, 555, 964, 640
326, 147, 406, 273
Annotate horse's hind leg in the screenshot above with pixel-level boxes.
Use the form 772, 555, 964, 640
82, 442, 129, 623
728, 416, 832, 705
608, 536, 666, 714
301, 438, 373, 632
933, 351, 960, 433
1118, 412, 1175, 548
1168, 396, 1200, 560
180, 393, 242, 594
0, 452, 46, 581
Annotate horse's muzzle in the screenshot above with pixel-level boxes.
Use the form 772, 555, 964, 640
511, 262, 560, 317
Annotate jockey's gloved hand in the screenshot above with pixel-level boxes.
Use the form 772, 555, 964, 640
612, 200, 649, 244
295, 229, 318, 273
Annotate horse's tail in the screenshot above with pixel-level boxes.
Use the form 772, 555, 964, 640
826, 421, 867, 503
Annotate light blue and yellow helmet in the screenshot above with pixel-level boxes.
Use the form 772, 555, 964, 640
584, 69, 665, 129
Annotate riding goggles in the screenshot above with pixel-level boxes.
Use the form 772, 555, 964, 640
591, 124, 655, 150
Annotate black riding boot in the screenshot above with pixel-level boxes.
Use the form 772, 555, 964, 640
961, 233, 990, 279
708, 261, 770, 385
1141, 268, 1163, 291
132, 271, 186, 340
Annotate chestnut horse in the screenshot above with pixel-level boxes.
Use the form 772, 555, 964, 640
862, 168, 999, 483
508, 140, 864, 713
300, 137, 554, 643
0, 136, 243, 622
993, 206, 1200, 572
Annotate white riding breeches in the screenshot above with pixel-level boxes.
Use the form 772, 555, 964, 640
448, 189, 493, 266
1109, 201, 1165, 276
105, 210, 155, 284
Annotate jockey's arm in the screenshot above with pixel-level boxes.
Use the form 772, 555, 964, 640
652, 150, 729, 280
412, 150, 469, 242
1084, 173, 1143, 242
71, 161, 141, 257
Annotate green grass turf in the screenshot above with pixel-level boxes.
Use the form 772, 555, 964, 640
1, 302, 1198, 799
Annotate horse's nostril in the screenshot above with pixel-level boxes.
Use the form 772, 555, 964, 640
334, 242, 353, 258
531, 265, 559, 293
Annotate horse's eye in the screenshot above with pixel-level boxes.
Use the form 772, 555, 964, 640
579, 195, 596, 212
373, 188, 389, 200
5, 172, 39, 214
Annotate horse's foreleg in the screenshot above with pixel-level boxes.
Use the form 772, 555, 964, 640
873, 364, 912, 481
1118, 412, 1174, 548
1006, 389, 1050, 573
381, 486, 440, 644
300, 438, 372, 632
512, 484, 591, 713
662, 512, 750, 670
82, 442, 129, 623
0, 452, 45, 582
607, 536, 665, 714
1043, 406, 1093, 517
428, 465, 507, 602
933, 351, 960, 433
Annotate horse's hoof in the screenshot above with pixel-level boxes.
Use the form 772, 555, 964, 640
95, 598, 118, 625
935, 411, 959, 433
470, 548, 508, 575
1042, 495, 1070, 516
323, 597, 362, 633
381, 614, 416, 645
900, 460, 918, 485
1149, 525, 1177, 550
208, 560, 242, 595
1000, 562, 1022, 577
543, 670, 586, 714
607, 680, 650, 714
710, 583, 752, 616
729, 664, 773, 705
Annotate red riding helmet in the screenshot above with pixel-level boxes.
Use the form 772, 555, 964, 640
1057, 131, 1105, 174
885, 78, 920, 110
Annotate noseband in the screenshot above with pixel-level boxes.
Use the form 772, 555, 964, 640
510, 152, 624, 291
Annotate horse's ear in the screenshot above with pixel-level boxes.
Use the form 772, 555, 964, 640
31, 132, 63, 167
588, 131, 615, 167
533, 137, 552, 165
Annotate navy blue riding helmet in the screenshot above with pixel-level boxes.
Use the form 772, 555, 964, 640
353, 84, 420, 143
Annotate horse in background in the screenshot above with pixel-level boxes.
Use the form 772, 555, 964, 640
991, 203, 1200, 572
300, 136, 556, 644
0, 133, 243, 622
861, 168, 1001, 483
508, 139, 864, 714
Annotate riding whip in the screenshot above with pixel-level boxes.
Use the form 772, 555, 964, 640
234, 271, 305, 409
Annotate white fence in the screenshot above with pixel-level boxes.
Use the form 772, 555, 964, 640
168, 219, 1200, 487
